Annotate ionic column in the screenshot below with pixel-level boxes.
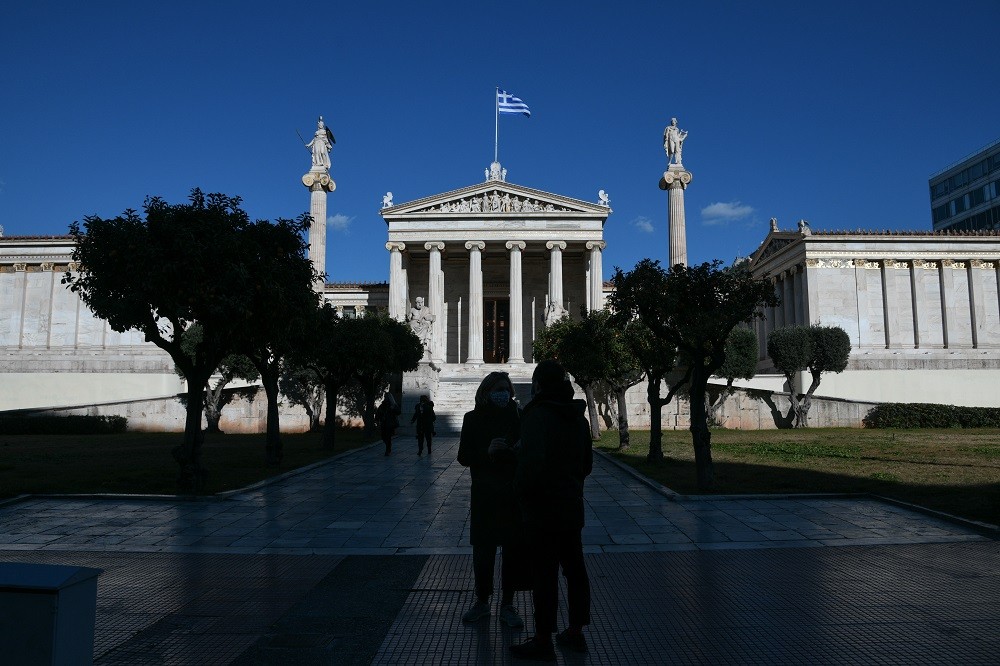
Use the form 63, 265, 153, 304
466, 241, 485, 364
425, 242, 445, 363
301, 171, 335, 290
386, 242, 406, 321
782, 271, 795, 325
659, 167, 693, 267
506, 241, 526, 363
546, 241, 566, 313
587, 241, 606, 312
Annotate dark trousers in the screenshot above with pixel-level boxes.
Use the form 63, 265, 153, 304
472, 543, 521, 603
380, 427, 392, 454
528, 527, 591, 635
417, 430, 432, 452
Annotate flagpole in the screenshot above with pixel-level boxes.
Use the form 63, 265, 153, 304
494, 87, 499, 164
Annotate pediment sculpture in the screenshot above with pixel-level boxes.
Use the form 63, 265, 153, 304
416, 190, 572, 214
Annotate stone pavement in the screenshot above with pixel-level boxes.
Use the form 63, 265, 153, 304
0, 436, 996, 664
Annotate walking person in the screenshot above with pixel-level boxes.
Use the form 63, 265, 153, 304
410, 394, 437, 455
510, 360, 593, 661
457, 371, 529, 628
375, 393, 400, 456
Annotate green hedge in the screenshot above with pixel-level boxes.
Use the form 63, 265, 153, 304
863, 403, 1000, 429
0, 414, 128, 435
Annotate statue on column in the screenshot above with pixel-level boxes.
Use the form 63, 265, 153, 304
408, 296, 435, 350
663, 117, 688, 166
306, 116, 335, 170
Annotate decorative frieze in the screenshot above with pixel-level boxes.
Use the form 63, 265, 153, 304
418, 190, 573, 214
941, 259, 966, 270
912, 259, 938, 270
970, 259, 995, 270
884, 259, 909, 269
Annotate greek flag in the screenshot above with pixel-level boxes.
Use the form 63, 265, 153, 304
498, 90, 530, 117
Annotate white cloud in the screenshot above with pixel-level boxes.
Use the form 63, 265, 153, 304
701, 201, 754, 226
326, 213, 353, 232
632, 216, 654, 233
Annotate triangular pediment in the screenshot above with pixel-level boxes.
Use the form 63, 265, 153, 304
381, 180, 611, 218
750, 231, 804, 266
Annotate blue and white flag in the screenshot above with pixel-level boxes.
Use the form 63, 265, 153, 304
498, 90, 530, 117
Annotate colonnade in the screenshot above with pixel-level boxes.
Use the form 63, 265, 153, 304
386, 239, 606, 364
756, 257, 1000, 361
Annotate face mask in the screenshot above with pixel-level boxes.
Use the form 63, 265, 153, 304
489, 390, 511, 407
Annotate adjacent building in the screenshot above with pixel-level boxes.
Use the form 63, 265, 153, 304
930, 138, 1000, 232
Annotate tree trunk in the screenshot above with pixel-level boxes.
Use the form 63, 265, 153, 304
688, 364, 714, 490
797, 371, 823, 428
175, 375, 209, 491
615, 386, 630, 450
322, 381, 339, 450
582, 383, 600, 440
261, 367, 282, 466
647, 374, 664, 462
204, 382, 224, 434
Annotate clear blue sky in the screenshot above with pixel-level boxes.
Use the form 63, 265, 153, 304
2, 1, 998, 283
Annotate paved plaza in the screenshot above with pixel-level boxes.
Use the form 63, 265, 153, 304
0, 437, 997, 664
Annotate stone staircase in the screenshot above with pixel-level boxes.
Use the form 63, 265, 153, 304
400, 363, 536, 435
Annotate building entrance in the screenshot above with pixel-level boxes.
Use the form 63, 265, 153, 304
484, 298, 509, 363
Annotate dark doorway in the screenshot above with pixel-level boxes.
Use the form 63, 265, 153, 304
484, 298, 509, 363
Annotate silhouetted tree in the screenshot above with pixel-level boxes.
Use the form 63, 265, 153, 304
610, 259, 777, 489
279, 364, 326, 432
66, 190, 307, 489
707, 328, 760, 425
767, 324, 851, 427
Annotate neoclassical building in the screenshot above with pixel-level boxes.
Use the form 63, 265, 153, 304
380, 162, 610, 366
748, 224, 1000, 407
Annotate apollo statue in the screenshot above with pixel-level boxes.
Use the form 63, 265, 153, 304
663, 117, 688, 166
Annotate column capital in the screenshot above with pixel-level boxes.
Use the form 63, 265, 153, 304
505, 240, 526, 251
658, 168, 693, 191
585, 240, 607, 251
545, 240, 567, 251
425, 241, 445, 252
465, 241, 486, 252
385, 241, 406, 253
301, 172, 336, 192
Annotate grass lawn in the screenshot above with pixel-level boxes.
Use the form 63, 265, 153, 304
597, 428, 1000, 527
0, 428, 373, 498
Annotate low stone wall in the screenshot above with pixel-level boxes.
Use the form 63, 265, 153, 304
595, 381, 877, 431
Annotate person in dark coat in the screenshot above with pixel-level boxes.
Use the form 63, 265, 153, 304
510, 360, 593, 661
457, 371, 528, 628
375, 393, 400, 456
410, 394, 437, 455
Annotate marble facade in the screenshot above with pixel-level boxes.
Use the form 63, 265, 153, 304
749, 226, 1000, 406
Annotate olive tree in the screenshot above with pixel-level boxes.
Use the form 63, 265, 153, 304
767, 325, 851, 427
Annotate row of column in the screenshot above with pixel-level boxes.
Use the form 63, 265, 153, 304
386, 239, 606, 364
757, 258, 1000, 359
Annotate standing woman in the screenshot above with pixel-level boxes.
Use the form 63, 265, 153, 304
375, 393, 400, 456
457, 372, 527, 627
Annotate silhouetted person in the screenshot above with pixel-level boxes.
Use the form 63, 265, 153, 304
375, 393, 400, 456
457, 372, 528, 628
410, 394, 437, 455
510, 360, 593, 661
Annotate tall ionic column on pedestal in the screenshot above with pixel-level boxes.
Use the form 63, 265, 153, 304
586, 241, 606, 312
546, 241, 567, 322
659, 117, 692, 267
466, 241, 485, 364
386, 242, 406, 321
425, 242, 445, 364
506, 241, 526, 363
301, 116, 336, 289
